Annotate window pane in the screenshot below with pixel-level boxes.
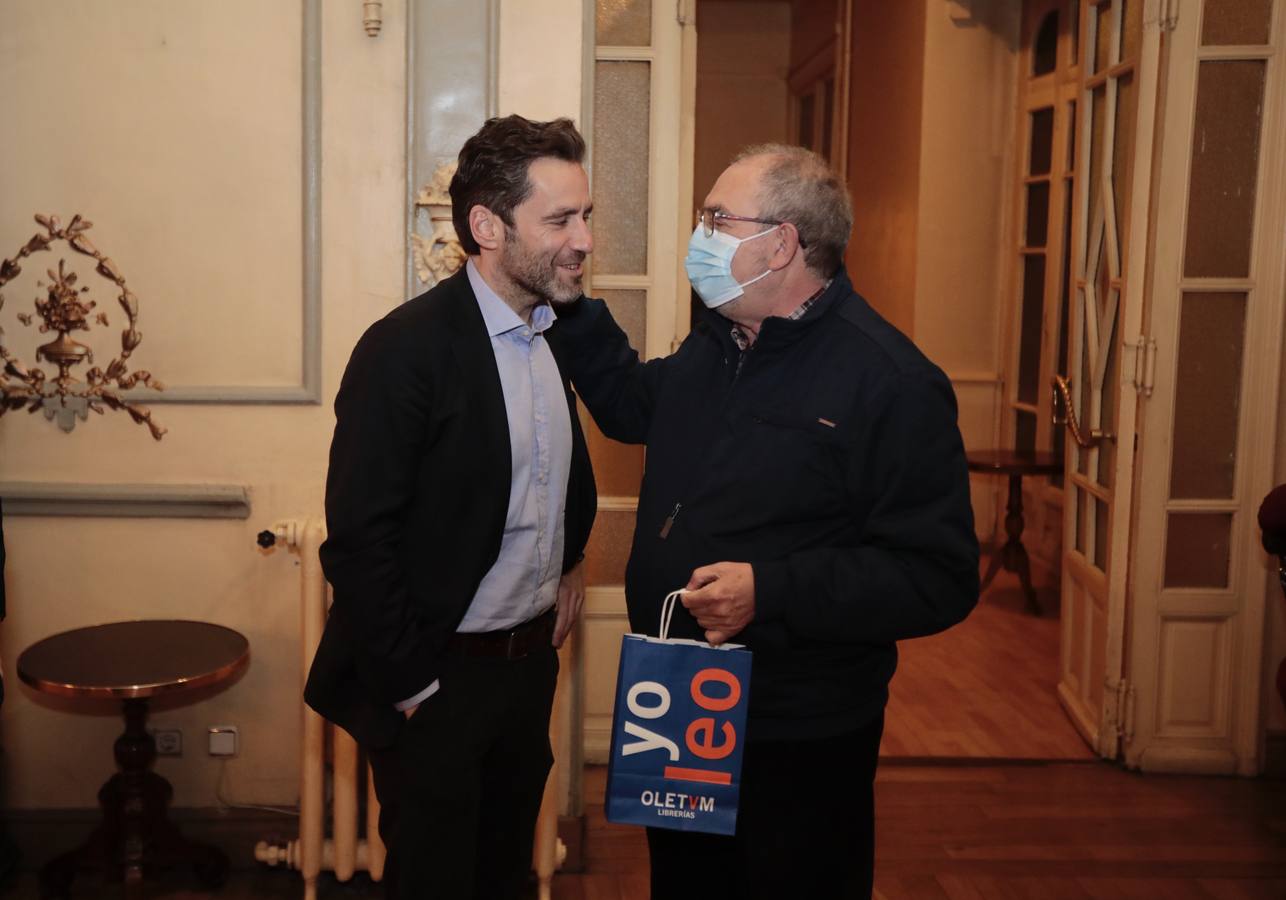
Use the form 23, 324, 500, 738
584, 507, 637, 585
1164, 513, 1233, 588
1094, 497, 1109, 568
1094, 2, 1115, 73
597, 0, 652, 46
1016, 409, 1037, 453
1121, 0, 1142, 60
1030, 107, 1055, 176
1113, 70, 1137, 255
1170, 292, 1247, 499
1017, 254, 1046, 404
1057, 181, 1073, 379
1088, 85, 1106, 245
1027, 182, 1051, 247
1095, 299, 1118, 491
598, 289, 647, 353
1202, 0, 1273, 46
1071, 0, 1081, 64
1076, 488, 1089, 554
592, 61, 651, 276
583, 415, 644, 497
1034, 10, 1059, 75
1066, 99, 1078, 173
1183, 61, 1267, 278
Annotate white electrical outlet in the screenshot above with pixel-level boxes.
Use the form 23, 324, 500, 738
153, 728, 183, 756
208, 725, 239, 757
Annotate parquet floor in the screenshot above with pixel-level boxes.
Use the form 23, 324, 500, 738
552, 763, 1286, 900
882, 559, 1092, 760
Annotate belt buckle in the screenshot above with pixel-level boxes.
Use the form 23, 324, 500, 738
505, 627, 523, 660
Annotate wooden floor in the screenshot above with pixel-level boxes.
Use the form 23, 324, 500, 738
551, 763, 1286, 900
882, 556, 1092, 760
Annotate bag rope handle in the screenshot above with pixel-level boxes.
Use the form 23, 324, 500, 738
660, 589, 686, 641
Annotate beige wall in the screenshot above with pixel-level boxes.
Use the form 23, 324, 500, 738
842, 0, 1017, 535
790, 0, 837, 65
0, 0, 408, 808
694, 1, 792, 205
914, 0, 1019, 535
844, 0, 926, 338
499, 0, 583, 121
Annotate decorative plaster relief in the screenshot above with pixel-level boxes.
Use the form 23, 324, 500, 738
0, 214, 166, 439
411, 162, 466, 289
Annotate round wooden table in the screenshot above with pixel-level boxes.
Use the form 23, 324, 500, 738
18, 620, 249, 899
967, 449, 1063, 614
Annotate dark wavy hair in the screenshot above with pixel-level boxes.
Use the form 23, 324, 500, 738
449, 115, 587, 255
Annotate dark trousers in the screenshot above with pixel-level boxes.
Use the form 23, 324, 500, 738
368, 646, 559, 900
646, 713, 884, 900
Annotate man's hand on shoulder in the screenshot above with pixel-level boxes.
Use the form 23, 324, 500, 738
682, 562, 755, 645
553, 560, 586, 648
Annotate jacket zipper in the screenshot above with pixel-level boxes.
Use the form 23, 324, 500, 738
659, 502, 682, 539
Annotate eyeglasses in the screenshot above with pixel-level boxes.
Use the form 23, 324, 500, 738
696, 208, 783, 238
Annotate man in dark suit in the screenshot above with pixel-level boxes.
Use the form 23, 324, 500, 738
304, 115, 597, 900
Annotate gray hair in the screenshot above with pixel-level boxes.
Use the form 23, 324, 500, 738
733, 144, 852, 278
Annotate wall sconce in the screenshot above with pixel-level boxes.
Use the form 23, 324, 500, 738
363, 0, 382, 36
0, 214, 166, 440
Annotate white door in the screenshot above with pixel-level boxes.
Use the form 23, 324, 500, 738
1056, 0, 1163, 758
579, 0, 691, 762
1124, 0, 1286, 774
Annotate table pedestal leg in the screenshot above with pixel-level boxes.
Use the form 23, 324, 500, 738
39, 698, 229, 899
981, 473, 1042, 615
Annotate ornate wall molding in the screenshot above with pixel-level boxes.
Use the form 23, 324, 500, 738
123, 0, 322, 406
0, 482, 250, 519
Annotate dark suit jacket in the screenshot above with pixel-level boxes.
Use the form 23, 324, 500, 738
304, 268, 596, 748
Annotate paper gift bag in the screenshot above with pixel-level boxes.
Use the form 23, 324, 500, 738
605, 590, 752, 835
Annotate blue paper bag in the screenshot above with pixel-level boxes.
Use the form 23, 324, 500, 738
605, 590, 752, 835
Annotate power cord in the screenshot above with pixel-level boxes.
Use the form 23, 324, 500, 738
215, 757, 299, 817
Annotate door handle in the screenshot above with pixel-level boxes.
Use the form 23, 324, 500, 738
1051, 375, 1115, 449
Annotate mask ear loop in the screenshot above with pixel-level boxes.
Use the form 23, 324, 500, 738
660, 589, 686, 641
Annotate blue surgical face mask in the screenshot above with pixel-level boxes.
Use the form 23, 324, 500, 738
684, 224, 777, 308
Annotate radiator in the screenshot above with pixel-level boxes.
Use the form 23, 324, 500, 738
252, 518, 385, 898
254, 518, 565, 899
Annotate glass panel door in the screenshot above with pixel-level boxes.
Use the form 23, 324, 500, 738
1056, 0, 1155, 758
1124, 0, 1284, 774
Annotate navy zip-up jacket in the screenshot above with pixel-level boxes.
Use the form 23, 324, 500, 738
555, 269, 979, 741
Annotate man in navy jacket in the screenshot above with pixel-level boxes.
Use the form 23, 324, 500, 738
555, 145, 979, 898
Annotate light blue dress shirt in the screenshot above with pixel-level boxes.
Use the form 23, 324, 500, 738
397, 260, 572, 710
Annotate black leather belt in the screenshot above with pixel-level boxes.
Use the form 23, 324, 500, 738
447, 607, 556, 659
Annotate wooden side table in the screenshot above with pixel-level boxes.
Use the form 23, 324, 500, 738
967, 449, 1063, 614
17, 620, 249, 899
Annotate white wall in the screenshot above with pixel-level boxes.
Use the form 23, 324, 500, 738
0, 0, 408, 808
